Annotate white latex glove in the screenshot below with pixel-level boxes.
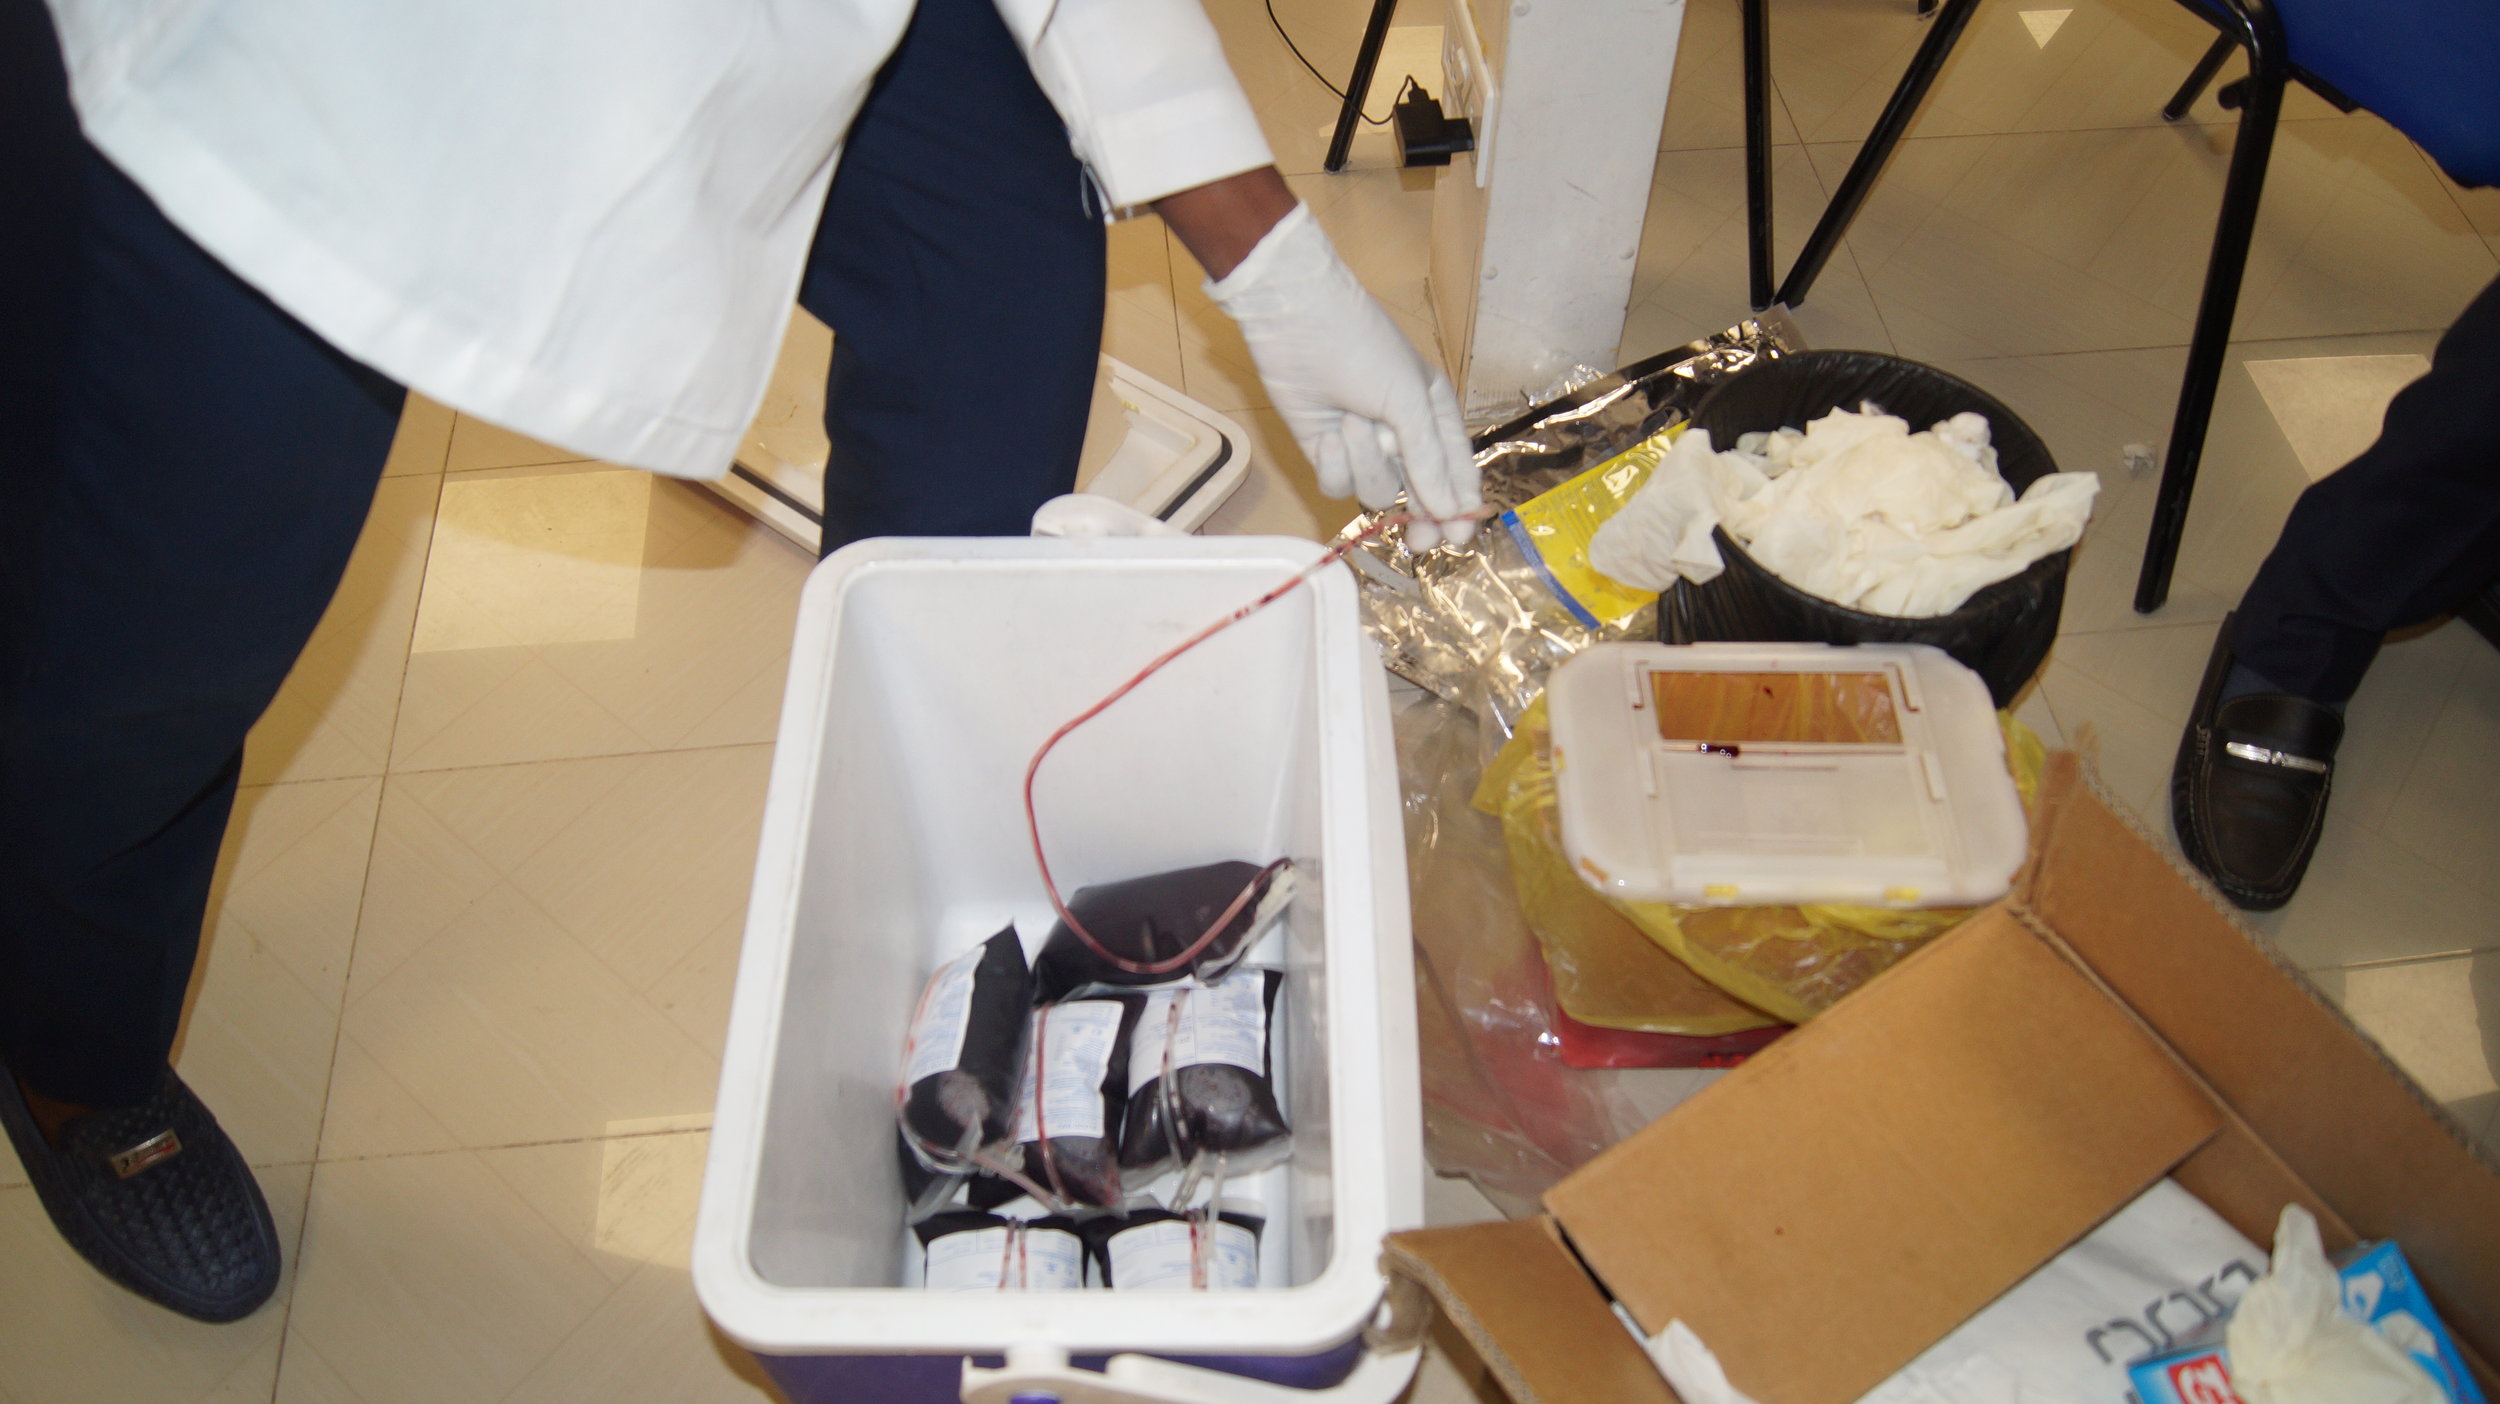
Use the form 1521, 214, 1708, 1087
1205, 204, 1480, 551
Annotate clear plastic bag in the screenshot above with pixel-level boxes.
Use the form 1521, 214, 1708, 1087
1396, 687, 1723, 1210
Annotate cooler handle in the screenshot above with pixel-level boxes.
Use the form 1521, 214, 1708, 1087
960, 1343, 1423, 1404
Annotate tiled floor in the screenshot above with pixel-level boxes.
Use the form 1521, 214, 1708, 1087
7, 0, 2497, 1399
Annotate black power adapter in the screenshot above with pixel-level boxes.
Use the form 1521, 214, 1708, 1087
1392, 83, 1475, 168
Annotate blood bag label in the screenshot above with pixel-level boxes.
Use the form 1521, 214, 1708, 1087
1011, 1000, 1123, 1143
923, 1225, 1084, 1292
904, 944, 983, 1086
1130, 977, 1267, 1095
1107, 1218, 1260, 1291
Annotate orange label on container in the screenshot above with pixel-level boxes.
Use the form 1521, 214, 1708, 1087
1648, 671, 1902, 746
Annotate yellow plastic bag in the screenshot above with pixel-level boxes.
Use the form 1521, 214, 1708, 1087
1503, 424, 1683, 629
1478, 695, 2046, 1027
1494, 716, 1783, 1037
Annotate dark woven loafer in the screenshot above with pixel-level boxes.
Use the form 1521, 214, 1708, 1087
0, 1065, 281, 1322
2171, 614, 2343, 912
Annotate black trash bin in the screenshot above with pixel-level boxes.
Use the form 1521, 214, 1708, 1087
1657, 349, 2070, 706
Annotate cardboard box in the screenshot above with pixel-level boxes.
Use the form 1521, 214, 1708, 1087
1384, 755, 2500, 1404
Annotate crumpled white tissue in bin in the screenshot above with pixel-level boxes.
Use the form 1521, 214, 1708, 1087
1586, 406, 2100, 618
2226, 1205, 2446, 1404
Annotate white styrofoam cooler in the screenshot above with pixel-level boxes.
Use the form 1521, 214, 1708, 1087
693, 536, 1426, 1404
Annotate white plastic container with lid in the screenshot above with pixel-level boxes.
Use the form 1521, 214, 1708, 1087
1544, 641, 2027, 909
693, 536, 1425, 1404
715, 325, 1253, 550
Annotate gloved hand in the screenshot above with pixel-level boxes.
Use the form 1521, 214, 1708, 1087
1205, 204, 1481, 551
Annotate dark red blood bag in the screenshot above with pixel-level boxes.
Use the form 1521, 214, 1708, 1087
1118, 967, 1289, 1177
1031, 861, 1293, 1003
897, 927, 1031, 1182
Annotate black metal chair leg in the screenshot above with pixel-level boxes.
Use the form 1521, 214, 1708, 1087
2163, 34, 2238, 121
2136, 15, 2286, 613
1772, 0, 1982, 309
1743, 0, 1775, 310
1324, 0, 1402, 173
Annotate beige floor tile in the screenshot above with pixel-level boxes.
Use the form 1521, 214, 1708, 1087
180, 777, 386, 1173
445, 414, 586, 473
2034, 648, 2187, 824
2226, 120, 2500, 344
1835, 113, 2494, 365
282, 1139, 769, 1404
2327, 953, 2500, 1109
2011, 684, 2067, 752
1294, 168, 1440, 327
1762, 0, 2339, 149
740, 308, 834, 484
324, 878, 721, 1159
1201, 0, 1371, 178
413, 468, 656, 654
2259, 823, 2500, 976
2431, 160, 2500, 269
326, 747, 767, 1157
2162, 332, 2439, 611
2047, 449, 2236, 638
2378, 637, 2500, 905
1199, 405, 1340, 541
244, 475, 440, 785
2040, 619, 2220, 734
1814, 127, 2204, 361
1661, 0, 1803, 153
1621, 143, 1894, 361
266, 1336, 368, 1403
0, 1163, 308, 1404
489, 748, 774, 995
1105, 214, 1188, 390
381, 394, 455, 478
648, 912, 750, 1061
390, 471, 807, 772
2242, 352, 2429, 482
1748, 0, 1930, 148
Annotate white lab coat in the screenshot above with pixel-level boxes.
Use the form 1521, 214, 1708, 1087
43, 0, 1273, 478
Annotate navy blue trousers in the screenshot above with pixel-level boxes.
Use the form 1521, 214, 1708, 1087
2232, 274, 2500, 704
0, 0, 1104, 1108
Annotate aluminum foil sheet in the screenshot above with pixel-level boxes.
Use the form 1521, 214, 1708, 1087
1337, 311, 1802, 760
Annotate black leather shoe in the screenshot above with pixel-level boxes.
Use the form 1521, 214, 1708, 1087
2171, 614, 2342, 911
0, 1065, 281, 1322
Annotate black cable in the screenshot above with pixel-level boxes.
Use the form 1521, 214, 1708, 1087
1264, 0, 1414, 126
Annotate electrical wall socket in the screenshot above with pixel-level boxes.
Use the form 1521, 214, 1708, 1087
1441, 0, 1497, 186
